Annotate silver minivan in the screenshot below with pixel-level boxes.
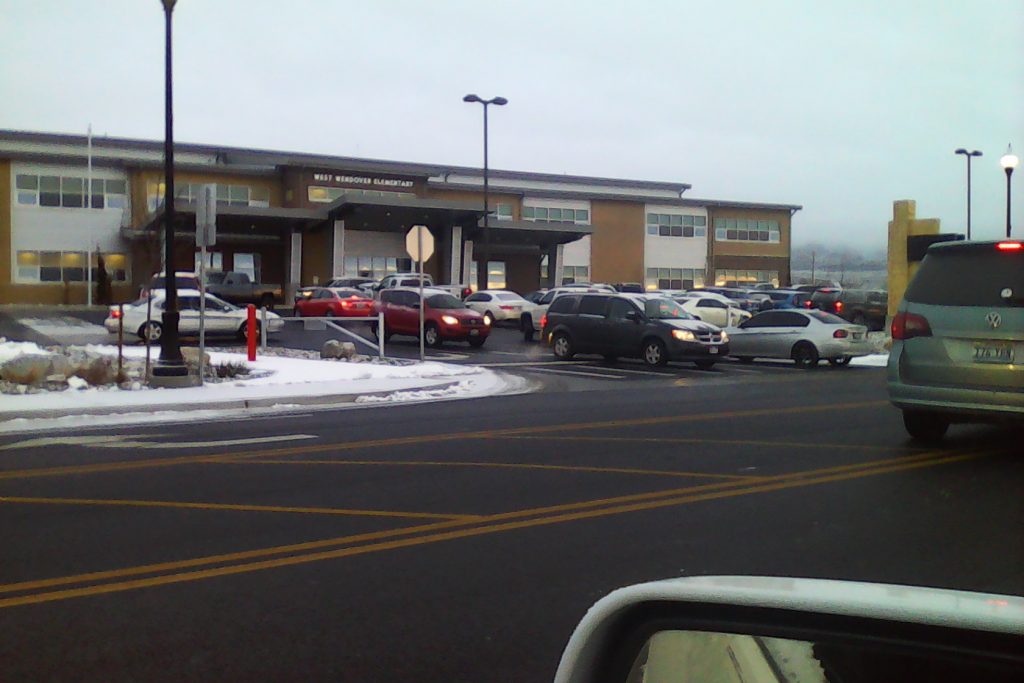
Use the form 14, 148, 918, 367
888, 240, 1024, 441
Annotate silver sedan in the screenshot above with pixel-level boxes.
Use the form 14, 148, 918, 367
724, 309, 871, 368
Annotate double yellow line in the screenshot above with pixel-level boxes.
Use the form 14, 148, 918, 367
0, 445, 990, 610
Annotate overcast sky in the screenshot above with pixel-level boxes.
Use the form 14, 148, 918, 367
2, 1, 1022, 248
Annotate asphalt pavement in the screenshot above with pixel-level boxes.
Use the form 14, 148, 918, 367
0, 366, 1021, 682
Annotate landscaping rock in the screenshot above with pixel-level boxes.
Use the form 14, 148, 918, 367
74, 356, 116, 386
320, 340, 357, 360
0, 354, 55, 385
47, 354, 73, 379
182, 347, 212, 372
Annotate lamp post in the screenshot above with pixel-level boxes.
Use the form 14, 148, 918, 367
954, 148, 983, 240
463, 94, 507, 292
152, 0, 187, 384
1000, 144, 1019, 239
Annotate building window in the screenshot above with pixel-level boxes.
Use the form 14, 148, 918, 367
467, 261, 506, 290
646, 213, 706, 238
14, 250, 129, 283
150, 182, 272, 212
16, 174, 39, 205
343, 255, 411, 280
522, 205, 590, 224
307, 186, 416, 204
495, 203, 513, 220
713, 218, 781, 243
714, 270, 779, 287
644, 267, 705, 291
562, 265, 589, 285
16, 173, 126, 210
39, 176, 61, 207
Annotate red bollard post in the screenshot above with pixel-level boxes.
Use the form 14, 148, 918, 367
247, 304, 257, 361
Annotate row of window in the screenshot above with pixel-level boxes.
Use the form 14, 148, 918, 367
643, 267, 706, 291
539, 257, 590, 286
713, 270, 780, 286
146, 182, 271, 212
15, 251, 129, 283
522, 206, 590, 224
713, 218, 782, 243
343, 255, 414, 281
308, 186, 417, 203
16, 174, 127, 209
468, 261, 507, 290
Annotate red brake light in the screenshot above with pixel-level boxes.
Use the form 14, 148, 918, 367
891, 312, 932, 340
499, 305, 514, 310
833, 329, 848, 338
997, 241, 1022, 251
803, 299, 813, 308
540, 314, 548, 329
110, 308, 121, 319
834, 301, 843, 312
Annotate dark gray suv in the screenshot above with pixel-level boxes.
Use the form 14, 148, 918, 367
543, 293, 729, 369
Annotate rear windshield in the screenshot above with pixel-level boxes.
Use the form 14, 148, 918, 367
811, 290, 840, 303
205, 272, 226, 285
425, 294, 464, 309
151, 276, 196, 289
494, 292, 523, 301
905, 248, 1024, 307
807, 310, 847, 324
767, 291, 794, 301
644, 298, 693, 319
332, 288, 363, 298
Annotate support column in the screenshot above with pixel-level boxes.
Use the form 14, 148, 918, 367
449, 225, 463, 285
462, 239, 474, 285
546, 243, 565, 288
287, 230, 302, 301
331, 220, 345, 279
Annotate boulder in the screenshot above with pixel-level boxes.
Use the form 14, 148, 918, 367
47, 354, 73, 379
0, 354, 55, 385
321, 340, 357, 360
74, 356, 116, 386
182, 347, 212, 372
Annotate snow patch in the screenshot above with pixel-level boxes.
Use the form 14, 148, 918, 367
850, 353, 889, 367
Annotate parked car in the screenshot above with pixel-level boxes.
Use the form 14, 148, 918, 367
374, 273, 472, 299
675, 295, 752, 327
810, 288, 888, 330
724, 308, 870, 368
705, 286, 768, 312
107, 289, 284, 341
293, 287, 378, 318
204, 271, 283, 308
612, 282, 645, 293
542, 293, 728, 369
763, 289, 813, 309
888, 239, 1024, 441
141, 271, 200, 298
464, 290, 530, 325
373, 287, 489, 348
523, 289, 548, 304
326, 276, 376, 290
792, 283, 825, 293
520, 285, 611, 341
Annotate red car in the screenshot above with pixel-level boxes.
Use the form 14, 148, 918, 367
293, 287, 378, 318
374, 288, 490, 347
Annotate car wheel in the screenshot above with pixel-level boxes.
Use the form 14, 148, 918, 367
325, 309, 335, 318
238, 321, 260, 341
259, 293, 275, 310
483, 311, 495, 326
738, 356, 754, 364
902, 410, 950, 443
642, 338, 668, 367
552, 332, 574, 360
468, 336, 486, 348
792, 342, 819, 369
521, 315, 535, 341
828, 356, 852, 367
424, 323, 442, 348
138, 321, 162, 342
694, 359, 716, 370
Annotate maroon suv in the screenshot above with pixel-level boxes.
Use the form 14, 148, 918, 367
374, 288, 490, 348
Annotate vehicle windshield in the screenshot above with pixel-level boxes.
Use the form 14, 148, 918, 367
644, 298, 692, 319
905, 247, 1024, 307
494, 292, 524, 301
767, 291, 794, 301
332, 288, 363, 298
205, 272, 227, 285
426, 294, 465, 309
806, 310, 847, 324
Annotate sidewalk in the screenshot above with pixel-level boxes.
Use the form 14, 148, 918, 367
0, 342, 522, 434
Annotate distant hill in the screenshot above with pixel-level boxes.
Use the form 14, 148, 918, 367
791, 243, 886, 271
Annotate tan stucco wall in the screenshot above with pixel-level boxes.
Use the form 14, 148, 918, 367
129, 169, 283, 226
426, 188, 522, 219
505, 253, 541, 294
591, 200, 645, 283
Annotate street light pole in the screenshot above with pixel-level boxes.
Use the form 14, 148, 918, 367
153, 0, 187, 384
463, 94, 507, 292
954, 148, 983, 240
1000, 144, 1019, 239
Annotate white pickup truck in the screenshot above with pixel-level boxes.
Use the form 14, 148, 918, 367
373, 273, 472, 300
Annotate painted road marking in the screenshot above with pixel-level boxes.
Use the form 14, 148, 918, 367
519, 366, 627, 379
578, 364, 675, 377
498, 434, 921, 453
478, 360, 590, 367
0, 400, 888, 481
0, 448, 992, 609
0, 496, 476, 521
241, 459, 763, 481
0, 434, 317, 452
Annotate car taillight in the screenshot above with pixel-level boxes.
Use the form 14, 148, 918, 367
997, 241, 1022, 251
833, 329, 848, 338
499, 305, 514, 310
834, 301, 843, 313
540, 314, 548, 329
110, 308, 121, 319
804, 299, 813, 308
340, 300, 352, 308
462, 287, 473, 298
891, 311, 932, 340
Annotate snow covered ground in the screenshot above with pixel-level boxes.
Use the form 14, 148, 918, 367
18, 316, 112, 344
849, 353, 889, 367
0, 341, 521, 433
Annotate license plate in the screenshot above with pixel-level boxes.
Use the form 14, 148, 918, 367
973, 343, 1014, 364
709, 347, 718, 354
470, 329, 479, 336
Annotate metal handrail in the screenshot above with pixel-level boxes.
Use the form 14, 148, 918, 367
261, 308, 385, 359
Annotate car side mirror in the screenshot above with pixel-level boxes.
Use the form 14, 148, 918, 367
625, 310, 642, 323
554, 576, 1024, 683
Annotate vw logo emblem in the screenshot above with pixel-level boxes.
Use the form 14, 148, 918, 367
986, 312, 1002, 329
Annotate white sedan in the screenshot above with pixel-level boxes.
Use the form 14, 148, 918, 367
106, 289, 284, 341
724, 308, 871, 367
676, 295, 751, 327
464, 290, 530, 324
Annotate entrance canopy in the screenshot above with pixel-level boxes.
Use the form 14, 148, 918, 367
324, 194, 484, 232
123, 200, 327, 243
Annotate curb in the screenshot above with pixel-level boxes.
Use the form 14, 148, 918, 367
0, 380, 463, 422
